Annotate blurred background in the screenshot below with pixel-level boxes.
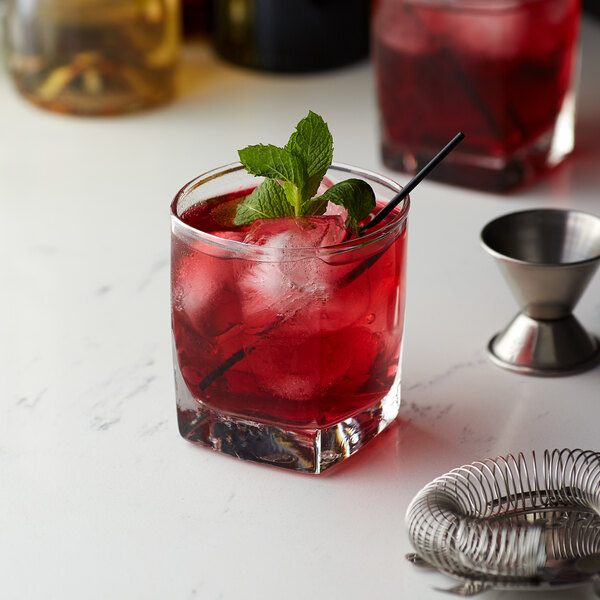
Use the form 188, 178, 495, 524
2, 0, 597, 193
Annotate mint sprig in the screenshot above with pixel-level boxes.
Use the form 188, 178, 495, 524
234, 111, 375, 234
235, 179, 295, 224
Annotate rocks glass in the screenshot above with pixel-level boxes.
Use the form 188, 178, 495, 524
373, 0, 581, 192
170, 163, 409, 473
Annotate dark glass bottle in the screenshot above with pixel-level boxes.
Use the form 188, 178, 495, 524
583, 0, 600, 19
182, 0, 213, 36
213, 0, 370, 72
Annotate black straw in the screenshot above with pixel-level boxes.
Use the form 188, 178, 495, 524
360, 132, 466, 233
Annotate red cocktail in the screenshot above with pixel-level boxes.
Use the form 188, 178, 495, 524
171, 163, 409, 473
373, 0, 581, 192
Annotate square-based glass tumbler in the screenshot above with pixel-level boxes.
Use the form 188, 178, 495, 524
170, 163, 409, 473
374, 0, 581, 192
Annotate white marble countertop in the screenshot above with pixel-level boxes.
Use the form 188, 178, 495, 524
2, 17, 600, 600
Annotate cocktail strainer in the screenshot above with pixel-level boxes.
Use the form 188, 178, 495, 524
406, 449, 600, 596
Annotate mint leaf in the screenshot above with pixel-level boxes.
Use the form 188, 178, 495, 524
309, 179, 375, 234
238, 144, 307, 199
285, 111, 333, 199
302, 194, 328, 217
233, 179, 294, 226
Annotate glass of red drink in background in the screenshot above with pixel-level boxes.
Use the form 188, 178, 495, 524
373, 0, 581, 192
171, 163, 409, 473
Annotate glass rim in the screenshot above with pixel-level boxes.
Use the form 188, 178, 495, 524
170, 162, 410, 257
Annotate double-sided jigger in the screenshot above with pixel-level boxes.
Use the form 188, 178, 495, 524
481, 209, 600, 376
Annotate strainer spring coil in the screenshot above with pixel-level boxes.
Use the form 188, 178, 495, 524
406, 448, 600, 585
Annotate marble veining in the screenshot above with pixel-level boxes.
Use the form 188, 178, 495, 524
16, 388, 47, 409
137, 419, 169, 437
402, 401, 455, 424
87, 358, 158, 432
404, 353, 489, 393
95, 285, 112, 296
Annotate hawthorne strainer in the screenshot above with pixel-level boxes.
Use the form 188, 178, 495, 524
406, 449, 600, 596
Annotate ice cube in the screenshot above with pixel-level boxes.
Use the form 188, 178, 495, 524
446, 12, 529, 59
377, 3, 442, 55
235, 248, 293, 333
301, 275, 371, 333
237, 216, 373, 334
238, 217, 346, 325
315, 176, 334, 196
243, 216, 347, 248
173, 244, 242, 338
324, 201, 349, 224
247, 326, 382, 402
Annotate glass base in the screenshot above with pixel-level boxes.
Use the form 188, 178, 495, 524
12, 77, 174, 117
174, 363, 401, 474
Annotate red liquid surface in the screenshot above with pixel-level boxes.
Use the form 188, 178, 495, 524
171, 192, 407, 429
374, 0, 580, 163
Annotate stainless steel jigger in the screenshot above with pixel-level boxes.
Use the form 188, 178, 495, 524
481, 209, 600, 376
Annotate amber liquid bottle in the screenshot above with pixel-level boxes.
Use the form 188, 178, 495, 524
213, 0, 370, 72
5, 0, 180, 116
